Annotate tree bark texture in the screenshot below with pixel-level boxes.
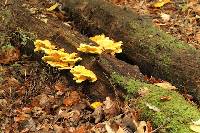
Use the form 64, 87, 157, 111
62, 0, 200, 103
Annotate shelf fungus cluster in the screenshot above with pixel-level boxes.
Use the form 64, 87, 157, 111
34, 39, 96, 83
70, 65, 97, 83
34, 35, 122, 83
77, 34, 123, 55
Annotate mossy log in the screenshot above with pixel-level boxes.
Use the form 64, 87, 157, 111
61, 0, 200, 103
1, 1, 200, 132
98, 54, 200, 133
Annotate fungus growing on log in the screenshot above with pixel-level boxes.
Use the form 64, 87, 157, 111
77, 34, 123, 55
70, 65, 97, 83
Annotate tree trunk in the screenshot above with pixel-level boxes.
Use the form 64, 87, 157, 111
1, 1, 200, 132
61, 0, 200, 103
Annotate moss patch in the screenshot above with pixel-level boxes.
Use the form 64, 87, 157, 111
111, 73, 200, 133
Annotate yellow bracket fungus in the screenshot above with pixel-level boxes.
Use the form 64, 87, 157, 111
70, 65, 97, 83
34, 40, 82, 70
34, 40, 56, 52
34, 39, 97, 83
77, 43, 103, 54
77, 34, 123, 55
42, 51, 82, 70
90, 34, 123, 55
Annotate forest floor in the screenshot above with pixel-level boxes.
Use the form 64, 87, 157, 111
0, 0, 199, 133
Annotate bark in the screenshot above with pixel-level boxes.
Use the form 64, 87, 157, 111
1, 1, 200, 132
0, 0, 140, 100
61, 0, 200, 103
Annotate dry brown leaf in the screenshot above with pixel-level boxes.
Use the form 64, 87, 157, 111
0, 46, 20, 64
116, 126, 125, 133
160, 96, 172, 101
63, 91, 81, 107
193, 119, 200, 125
92, 106, 103, 123
105, 122, 115, 133
154, 82, 177, 90
138, 87, 149, 97
54, 81, 66, 92
195, 32, 200, 43
74, 125, 88, 133
146, 121, 153, 132
135, 121, 147, 133
103, 97, 120, 117
160, 13, 170, 22
145, 102, 160, 112
14, 113, 30, 122
53, 124, 64, 133
190, 125, 200, 133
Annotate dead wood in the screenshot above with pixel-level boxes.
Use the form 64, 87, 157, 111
60, 0, 200, 103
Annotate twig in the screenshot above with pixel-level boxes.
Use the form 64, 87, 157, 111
4, 0, 8, 6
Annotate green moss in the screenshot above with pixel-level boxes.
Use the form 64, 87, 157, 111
128, 20, 193, 51
111, 73, 200, 133
12, 30, 35, 46
1, 43, 14, 50
100, 57, 110, 66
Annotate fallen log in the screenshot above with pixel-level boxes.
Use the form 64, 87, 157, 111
98, 54, 200, 133
61, 0, 200, 103
1, 1, 200, 132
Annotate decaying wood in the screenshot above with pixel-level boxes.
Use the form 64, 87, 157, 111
61, 0, 200, 103
1, 1, 200, 132
0, 0, 143, 100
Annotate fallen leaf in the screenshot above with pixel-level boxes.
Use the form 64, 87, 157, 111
46, 3, 59, 11
14, 113, 30, 122
63, 91, 80, 107
0, 45, 20, 64
193, 119, 200, 126
74, 125, 88, 133
155, 82, 177, 90
144, 76, 163, 84
160, 13, 170, 22
138, 87, 149, 97
90, 102, 103, 109
190, 125, 200, 133
195, 32, 200, 43
0, 99, 7, 108
146, 121, 153, 132
105, 122, 115, 133
160, 96, 171, 101
103, 97, 120, 117
53, 124, 64, 133
55, 81, 65, 92
40, 18, 48, 24
116, 126, 125, 133
59, 109, 81, 120
145, 102, 160, 112
135, 121, 147, 133
92, 106, 103, 123
153, 0, 171, 8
